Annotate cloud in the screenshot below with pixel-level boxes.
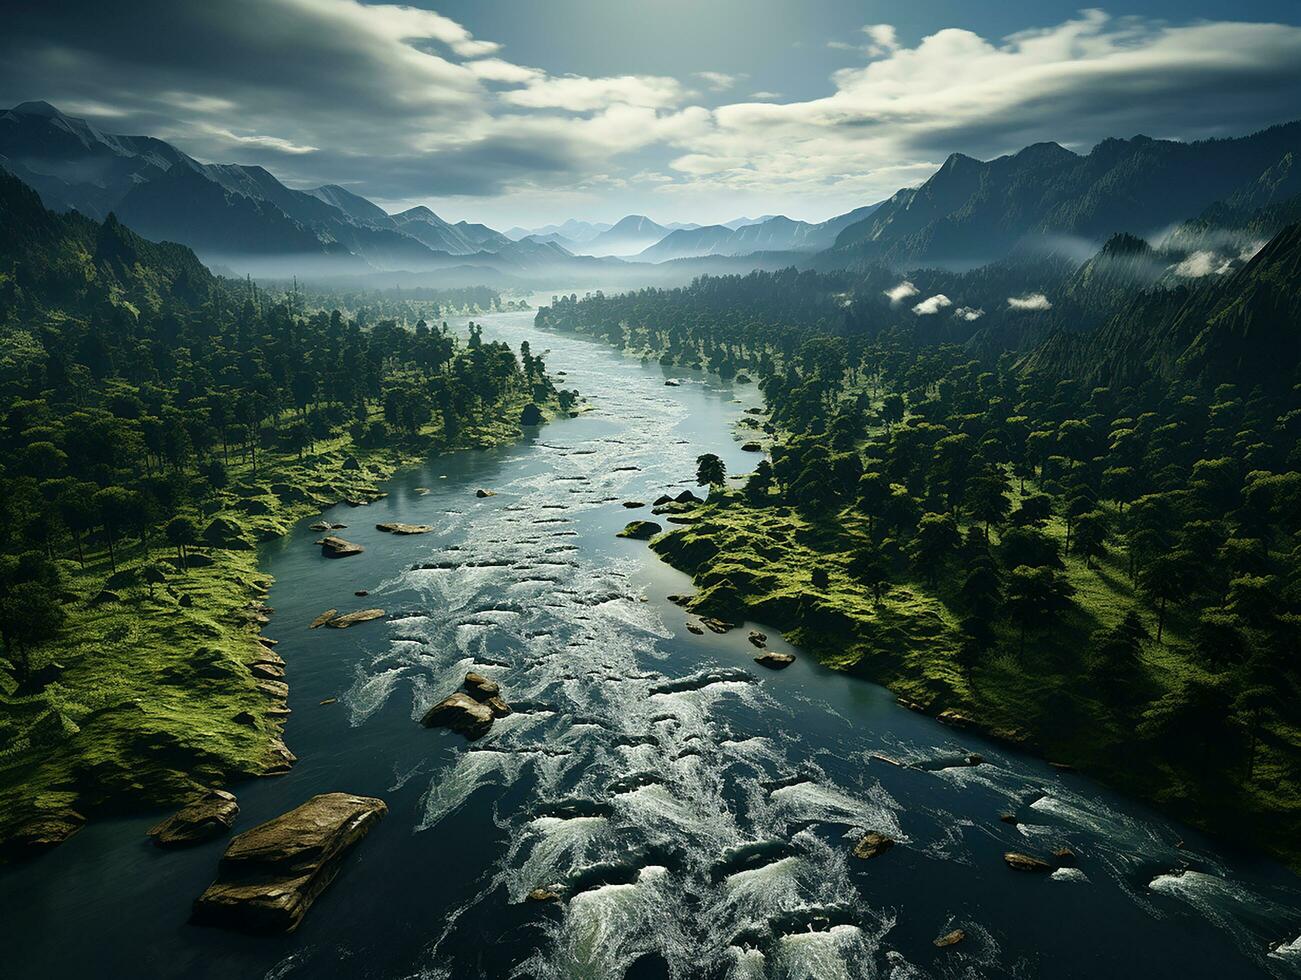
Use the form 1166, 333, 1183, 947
862, 24, 900, 58
500, 74, 687, 111
696, 71, 742, 92
884, 280, 919, 304
913, 293, 952, 315
1172, 250, 1234, 277
750, 91, 782, 101
1007, 293, 1053, 310
954, 306, 984, 321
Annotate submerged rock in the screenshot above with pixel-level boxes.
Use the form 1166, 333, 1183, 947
191, 793, 386, 933
316, 535, 363, 558
852, 832, 893, 859
754, 652, 795, 670
1052, 847, 1078, 867
686, 624, 705, 635
421, 692, 495, 740
309, 521, 346, 532
148, 790, 239, 848
622, 501, 645, 509
375, 523, 433, 534
617, 520, 662, 540
741, 442, 762, 452
527, 886, 561, 902
699, 617, 735, 634
1004, 851, 1054, 872
325, 608, 385, 629
934, 929, 966, 948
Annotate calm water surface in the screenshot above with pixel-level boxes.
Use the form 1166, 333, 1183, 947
3, 308, 1300, 979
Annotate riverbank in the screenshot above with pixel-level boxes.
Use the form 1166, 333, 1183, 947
0, 392, 559, 859
651, 494, 1301, 870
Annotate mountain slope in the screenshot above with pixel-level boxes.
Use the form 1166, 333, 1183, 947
832, 123, 1301, 266
1021, 220, 1301, 391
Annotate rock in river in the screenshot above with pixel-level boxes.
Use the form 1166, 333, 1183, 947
1004, 851, 1054, 872
317, 535, 363, 558
754, 652, 795, 669
191, 793, 386, 933
375, 523, 433, 534
309, 608, 338, 629
325, 608, 385, 629
934, 929, 965, 948
462, 671, 500, 701
617, 520, 661, 540
421, 692, 495, 740
852, 832, 893, 859
475, 488, 496, 498
148, 790, 239, 848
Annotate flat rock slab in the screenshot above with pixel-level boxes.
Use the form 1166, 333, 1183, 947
325, 608, 385, 629
376, 523, 433, 534
421, 692, 495, 740
309, 522, 346, 531
754, 652, 795, 669
149, 790, 239, 848
1004, 851, 1054, 872
309, 609, 338, 629
191, 792, 386, 933
317, 536, 363, 558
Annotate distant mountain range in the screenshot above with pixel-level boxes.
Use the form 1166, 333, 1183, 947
4, 100, 1301, 290
637, 205, 882, 262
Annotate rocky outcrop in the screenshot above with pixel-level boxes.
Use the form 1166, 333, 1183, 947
191, 793, 387, 933
6, 810, 85, 856
421, 692, 495, 740
148, 790, 239, 848
934, 929, 965, 947
754, 652, 795, 669
317, 535, 363, 558
748, 630, 767, 647
617, 520, 662, 540
462, 672, 501, 701
375, 523, 433, 534
325, 609, 385, 629
309, 609, 338, 629
852, 832, 893, 859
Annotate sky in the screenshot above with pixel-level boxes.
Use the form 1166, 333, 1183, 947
3, 1, 1301, 228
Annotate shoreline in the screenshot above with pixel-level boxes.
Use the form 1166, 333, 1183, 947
0, 391, 559, 860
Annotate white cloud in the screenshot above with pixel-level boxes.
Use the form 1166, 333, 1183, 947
954, 306, 985, 321
696, 71, 743, 92
913, 293, 953, 315
466, 58, 542, 85
500, 74, 687, 111
749, 90, 782, 100
863, 24, 900, 57
1007, 293, 1053, 310
884, 280, 919, 304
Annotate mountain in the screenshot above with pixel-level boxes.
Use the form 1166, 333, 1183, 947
582, 215, 670, 256
1021, 220, 1301, 392
637, 205, 881, 262
831, 123, 1301, 267
0, 101, 522, 275
0, 168, 214, 313
505, 219, 612, 243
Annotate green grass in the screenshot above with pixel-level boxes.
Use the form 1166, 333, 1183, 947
0, 393, 551, 856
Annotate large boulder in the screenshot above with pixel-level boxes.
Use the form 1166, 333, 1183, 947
148, 790, 239, 848
754, 652, 795, 670
421, 692, 495, 739
191, 793, 386, 933
852, 832, 893, 859
462, 672, 500, 701
617, 520, 662, 540
317, 535, 363, 558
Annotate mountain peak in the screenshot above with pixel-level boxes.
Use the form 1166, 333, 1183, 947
11, 100, 66, 119
1100, 231, 1153, 256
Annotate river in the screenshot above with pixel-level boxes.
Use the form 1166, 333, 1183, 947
3, 307, 1300, 979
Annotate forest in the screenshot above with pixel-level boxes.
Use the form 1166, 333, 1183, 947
535, 233, 1301, 863
0, 171, 562, 853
